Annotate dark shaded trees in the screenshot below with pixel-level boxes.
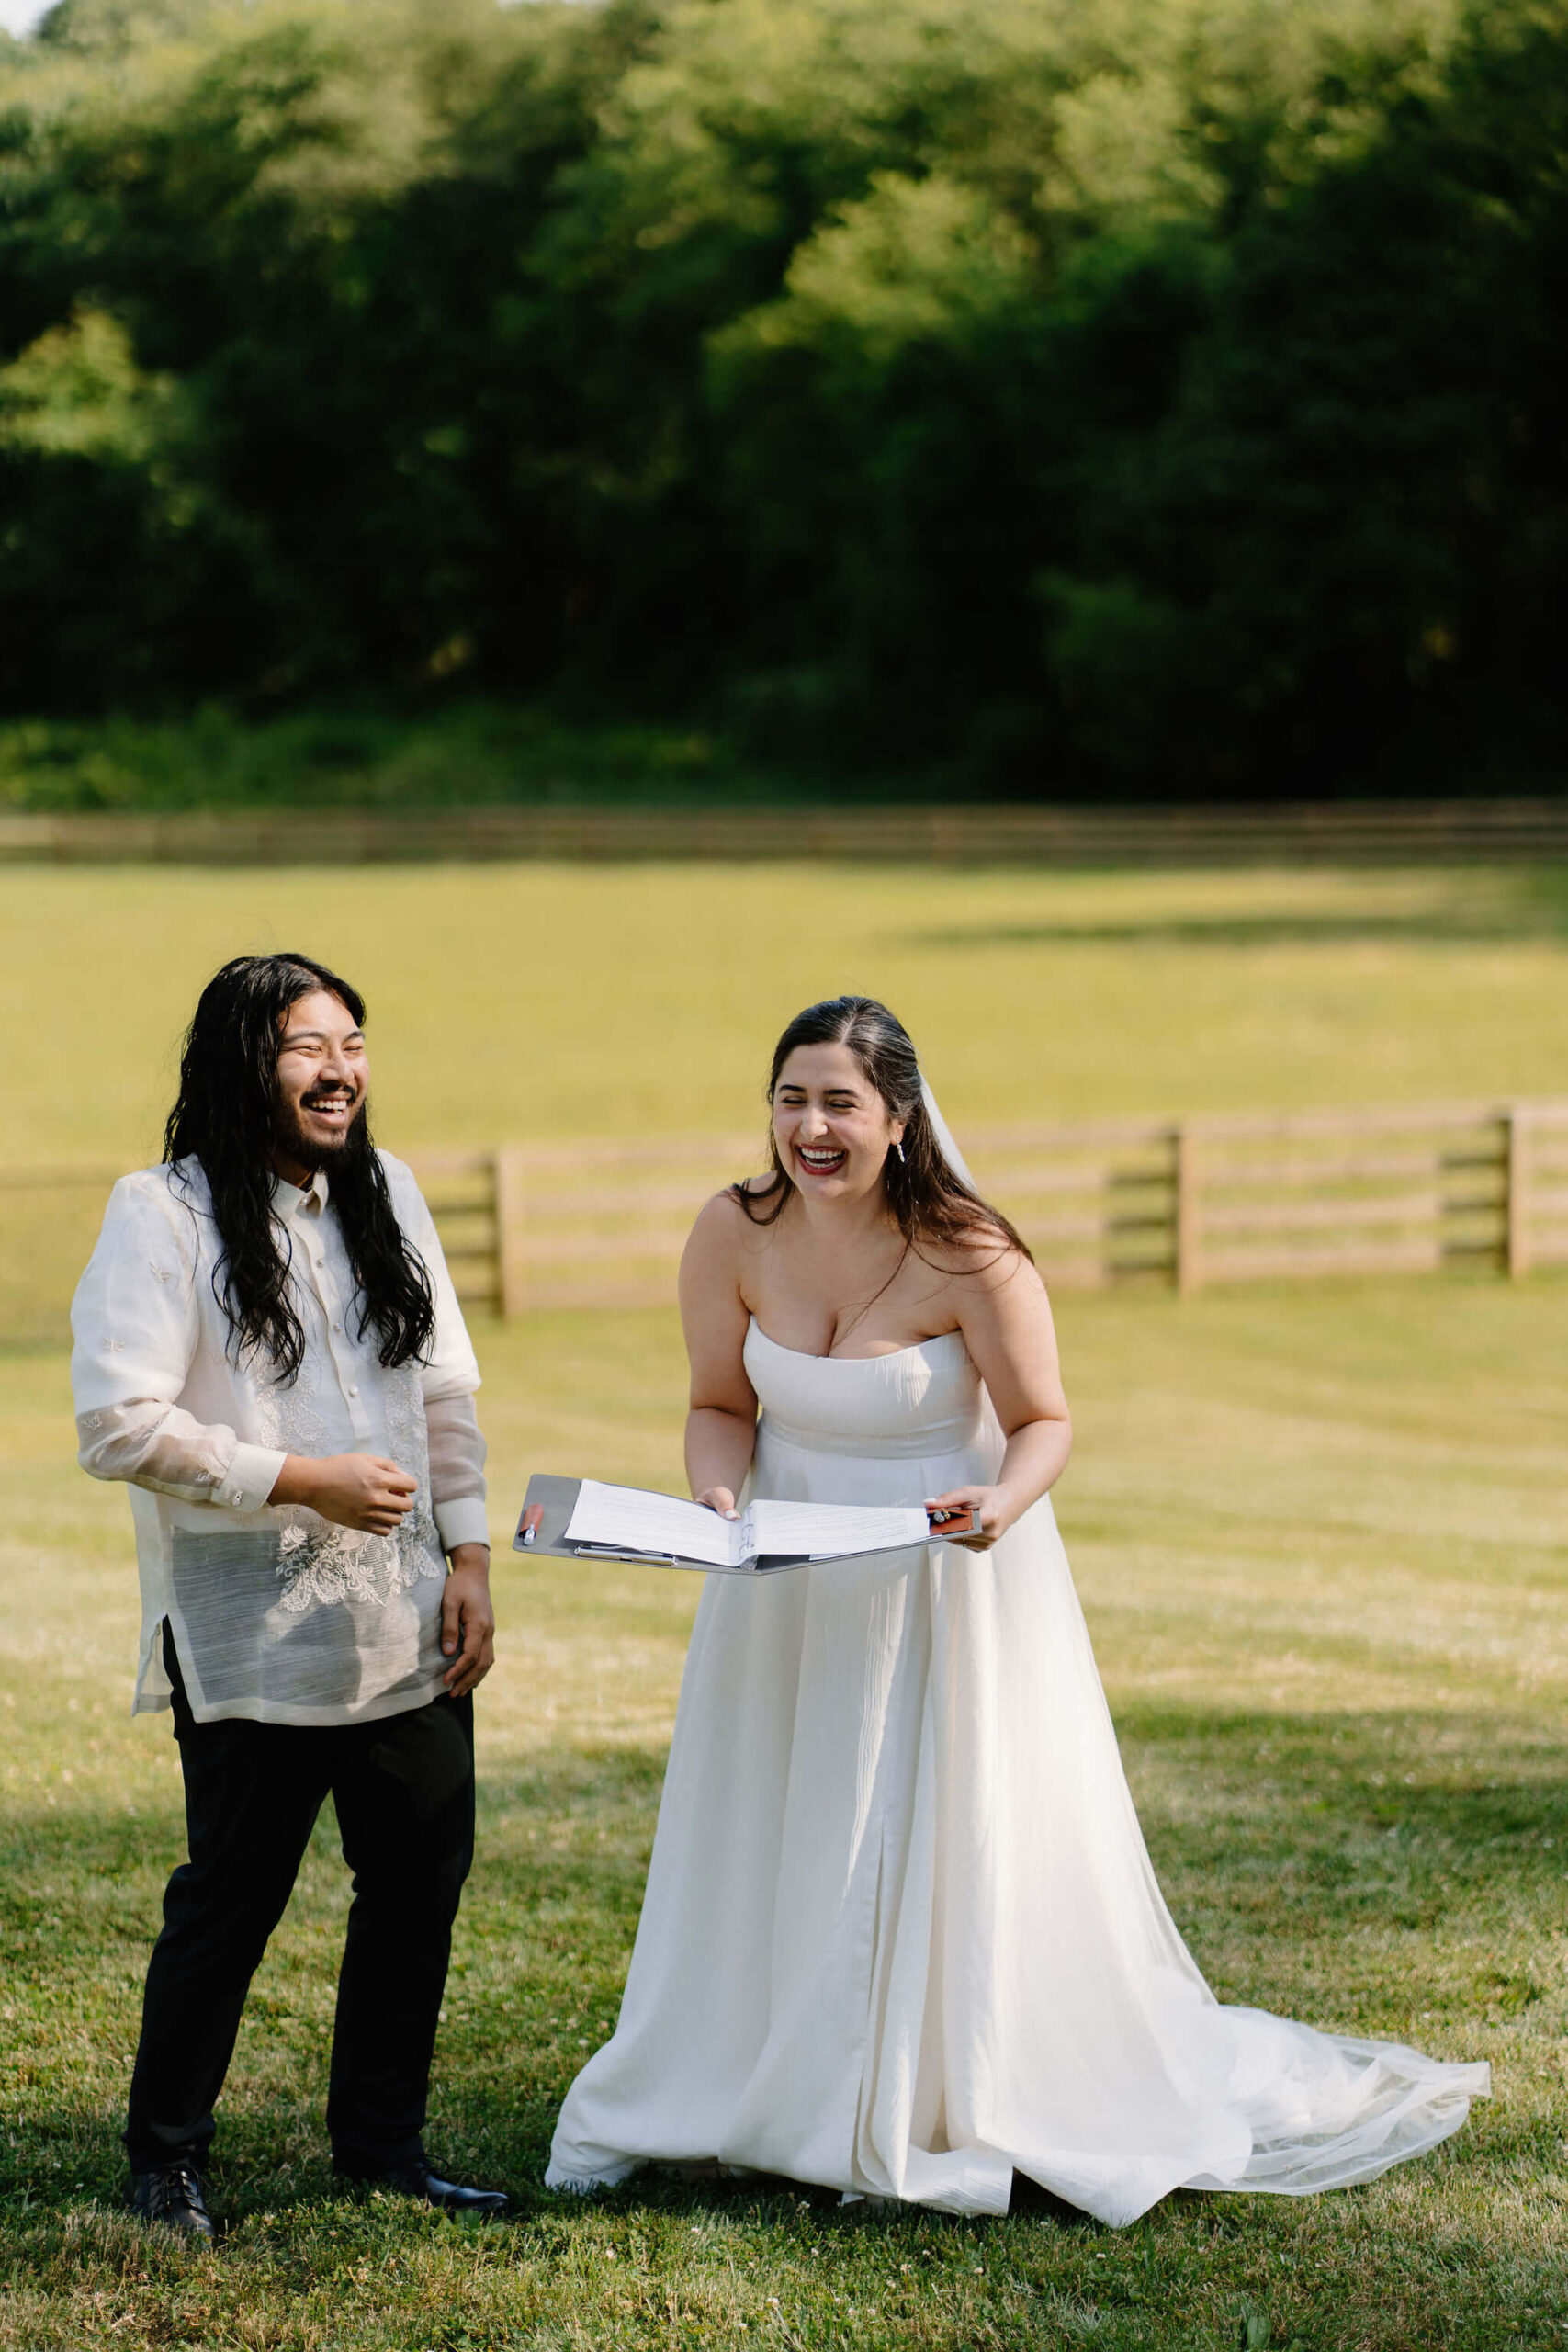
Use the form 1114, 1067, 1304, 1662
1, 0, 1564, 796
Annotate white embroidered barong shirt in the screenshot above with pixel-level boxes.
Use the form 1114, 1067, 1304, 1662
71, 1153, 489, 1727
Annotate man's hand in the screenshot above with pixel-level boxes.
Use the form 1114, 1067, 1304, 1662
269, 1453, 418, 1532
441, 1543, 495, 1697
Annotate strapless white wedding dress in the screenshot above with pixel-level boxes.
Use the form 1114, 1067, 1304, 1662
546, 1319, 1487, 2223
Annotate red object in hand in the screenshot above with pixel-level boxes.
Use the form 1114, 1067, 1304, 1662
518, 1503, 545, 1548
926, 1504, 981, 1537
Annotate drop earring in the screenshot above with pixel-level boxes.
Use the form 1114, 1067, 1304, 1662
895, 1139, 906, 1164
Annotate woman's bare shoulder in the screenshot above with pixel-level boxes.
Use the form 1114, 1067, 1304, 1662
685, 1182, 778, 1258
928, 1225, 1043, 1300
681, 1185, 779, 1330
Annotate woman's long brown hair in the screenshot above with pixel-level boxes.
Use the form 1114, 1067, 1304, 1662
731, 994, 1032, 1268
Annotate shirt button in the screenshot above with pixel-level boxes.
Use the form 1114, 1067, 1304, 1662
332, 1320, 342, 1333
347, 1384, 359, 1396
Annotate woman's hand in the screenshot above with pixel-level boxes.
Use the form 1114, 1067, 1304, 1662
695, 1486, 740, 1521
269, 1453, 417, 1533
925, 1485, 1017, 1552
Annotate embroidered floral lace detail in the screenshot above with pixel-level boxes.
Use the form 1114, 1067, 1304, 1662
273, 1518, 442, 1613
78, 1156, 482, 1717
253, 1352, 445, 1611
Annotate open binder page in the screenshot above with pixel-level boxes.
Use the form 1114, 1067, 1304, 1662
565, 1481, 741, 1565
563, 1480, 933, 1566
750, 1498, 933, 1561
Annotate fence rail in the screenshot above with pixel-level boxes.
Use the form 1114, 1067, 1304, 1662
5, 796, 1568, 868
6, 1098, 1567, 1327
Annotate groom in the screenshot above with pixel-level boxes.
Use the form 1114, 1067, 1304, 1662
72, 954, 506, 2236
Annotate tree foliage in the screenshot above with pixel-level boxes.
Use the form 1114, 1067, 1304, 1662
0, 0, 1563, 794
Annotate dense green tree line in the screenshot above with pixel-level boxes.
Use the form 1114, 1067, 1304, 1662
1, 0, 1563, 796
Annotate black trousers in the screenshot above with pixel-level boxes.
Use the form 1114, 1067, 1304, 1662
125, 1625, 474, 2177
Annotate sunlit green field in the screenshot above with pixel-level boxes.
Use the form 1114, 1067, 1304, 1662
3, 860, 1567, 2350
6, 858, 1568, 1164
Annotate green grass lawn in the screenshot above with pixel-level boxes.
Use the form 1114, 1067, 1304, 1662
5, 858, 1568, 1167
4, 1277, 1566, 2352
6, 854, 1568, 1345
2, 860, 1567, 2347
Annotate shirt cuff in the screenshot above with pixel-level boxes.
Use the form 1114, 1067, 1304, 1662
434, 1497, 491, 1555
221, 1444, 290, 1513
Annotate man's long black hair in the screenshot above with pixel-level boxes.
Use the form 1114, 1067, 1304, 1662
164, 954, 435, 1381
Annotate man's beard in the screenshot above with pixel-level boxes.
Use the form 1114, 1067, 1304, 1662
272, 1091, 366, 1173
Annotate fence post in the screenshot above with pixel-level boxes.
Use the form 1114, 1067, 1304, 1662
1174, 1123, 1201, 1296
493, 1147, 526, 1319
1504, 1108, 1529, 1279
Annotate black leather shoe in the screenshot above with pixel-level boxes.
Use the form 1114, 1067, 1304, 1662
347, 2160, 509, 2219
131, 2163, 216, 2241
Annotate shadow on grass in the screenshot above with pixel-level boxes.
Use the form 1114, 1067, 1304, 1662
559, 2155, 1102, 2232
908, 869, 1568, 952
2, 1708, 1561, 2228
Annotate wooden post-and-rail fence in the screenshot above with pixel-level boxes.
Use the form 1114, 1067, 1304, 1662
7, 1098, 1567, 1324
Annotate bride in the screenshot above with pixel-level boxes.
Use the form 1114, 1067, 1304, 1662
547, 995, 1488, 2224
